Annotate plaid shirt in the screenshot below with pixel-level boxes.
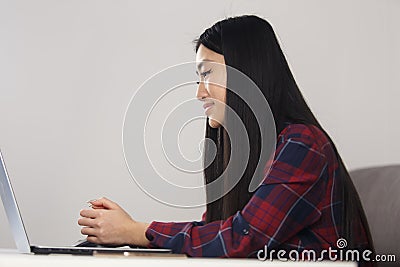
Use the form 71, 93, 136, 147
145, 124, 370, 259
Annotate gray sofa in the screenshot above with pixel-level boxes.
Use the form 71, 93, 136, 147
350, 165, 400, 267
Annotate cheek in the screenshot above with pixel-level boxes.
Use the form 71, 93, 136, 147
207, 84, 226, 103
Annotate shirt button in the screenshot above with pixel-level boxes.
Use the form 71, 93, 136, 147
242, 229, 249, 235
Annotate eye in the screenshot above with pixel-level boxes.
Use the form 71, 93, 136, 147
200, 69, 212, 78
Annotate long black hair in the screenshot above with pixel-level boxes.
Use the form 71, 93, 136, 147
194, 15, 373, 252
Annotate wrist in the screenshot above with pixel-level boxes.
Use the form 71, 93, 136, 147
140, 222, 151, 247
130, 221, 150, 247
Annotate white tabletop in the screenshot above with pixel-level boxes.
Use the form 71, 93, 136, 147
0, 250, 357, 267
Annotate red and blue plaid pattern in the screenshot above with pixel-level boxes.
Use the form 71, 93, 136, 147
145, 124, 370, 258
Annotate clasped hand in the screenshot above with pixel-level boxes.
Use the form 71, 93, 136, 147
78, 197, 150, 247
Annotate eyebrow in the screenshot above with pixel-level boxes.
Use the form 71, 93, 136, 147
196, 59, 214, 75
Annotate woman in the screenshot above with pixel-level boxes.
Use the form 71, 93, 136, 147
78, 15, 374, 262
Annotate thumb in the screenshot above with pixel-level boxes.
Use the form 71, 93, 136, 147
90, 197, 120, 210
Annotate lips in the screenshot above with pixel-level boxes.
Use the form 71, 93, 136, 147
203, 102, 214, 109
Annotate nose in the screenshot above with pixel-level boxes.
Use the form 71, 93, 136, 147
196, 81, 208, 101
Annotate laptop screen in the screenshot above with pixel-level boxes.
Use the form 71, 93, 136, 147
0, 150, 31, 253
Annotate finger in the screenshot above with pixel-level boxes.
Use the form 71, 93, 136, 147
86, 235, 100, 244
80, 209, 98, 218
78, 217, 96, 227
91, 204, 105, 210
90, 197, 119, 210
81, 227, 97, 237
87, 199, 105, 209
86, 199, 98, 204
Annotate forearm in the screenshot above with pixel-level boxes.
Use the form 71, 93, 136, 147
145, 215, 253, 257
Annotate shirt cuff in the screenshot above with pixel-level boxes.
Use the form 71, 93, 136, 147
145, 220, 203, 249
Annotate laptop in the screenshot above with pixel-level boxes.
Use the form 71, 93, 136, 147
0, 150, 171, 255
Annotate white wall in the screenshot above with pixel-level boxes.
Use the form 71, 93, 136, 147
0, 0, 399, 248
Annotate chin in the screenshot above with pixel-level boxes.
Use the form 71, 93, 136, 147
208, 119, 221, 128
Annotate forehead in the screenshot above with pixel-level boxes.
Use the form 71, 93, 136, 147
196, 44, 225, 67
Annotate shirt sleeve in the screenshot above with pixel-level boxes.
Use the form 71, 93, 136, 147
145, 127, 328, 257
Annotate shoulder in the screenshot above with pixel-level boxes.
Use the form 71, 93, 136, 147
262, 123, 332, 185
277, 123, 330, 153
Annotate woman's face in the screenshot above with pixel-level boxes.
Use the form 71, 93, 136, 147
196, 44, 227, 128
